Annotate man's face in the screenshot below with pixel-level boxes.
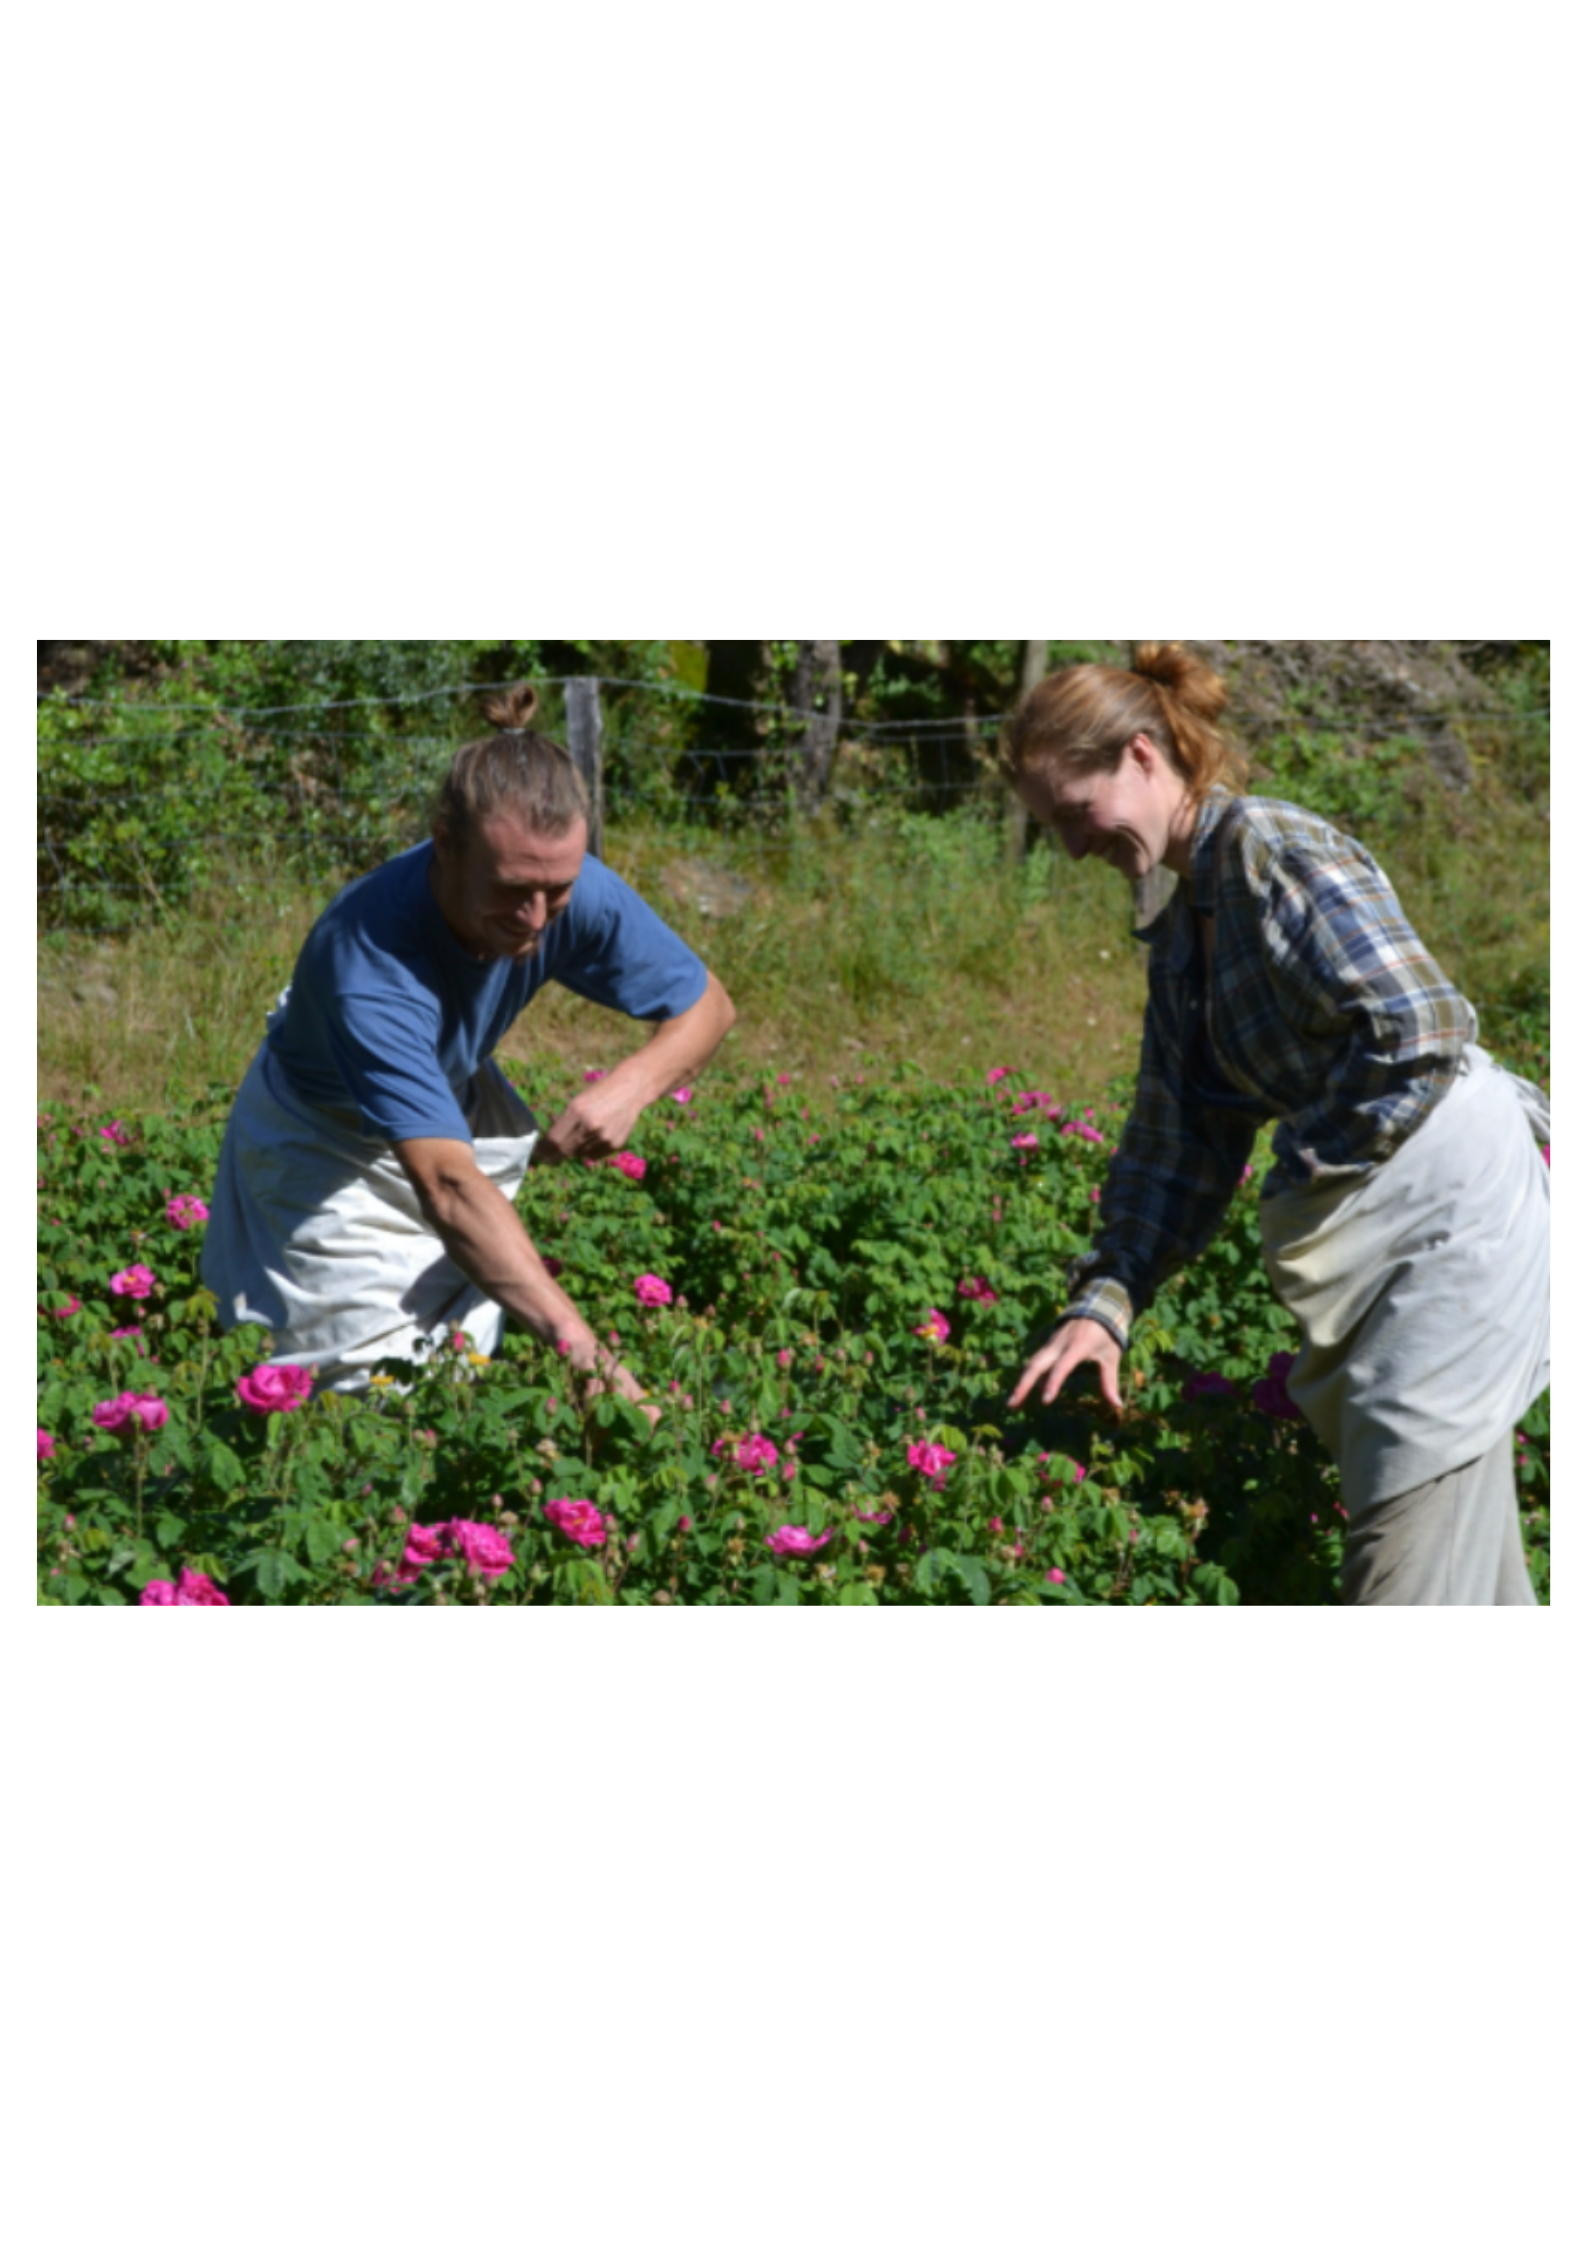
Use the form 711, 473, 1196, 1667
430, 809, 588, 961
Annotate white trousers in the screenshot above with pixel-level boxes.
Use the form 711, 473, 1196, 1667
1341, 1430, 1537, 1605
201, 1046, 539, 1393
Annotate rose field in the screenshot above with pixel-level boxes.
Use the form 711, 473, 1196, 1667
36, 1062, 1552, 1607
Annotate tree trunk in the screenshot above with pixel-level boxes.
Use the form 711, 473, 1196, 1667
787, 641, 844, 811
1005, 639, 1048, 863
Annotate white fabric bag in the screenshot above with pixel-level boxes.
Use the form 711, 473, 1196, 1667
202, 1031, 540, 1394
1258, 1047, 1550, 1512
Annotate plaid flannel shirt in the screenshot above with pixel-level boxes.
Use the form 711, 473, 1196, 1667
1064, 789, 1478, 1349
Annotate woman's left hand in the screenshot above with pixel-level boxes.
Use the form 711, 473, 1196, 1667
1009, 1316, 1125, 1413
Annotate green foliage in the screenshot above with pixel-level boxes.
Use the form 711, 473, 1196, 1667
35, 1069, 1550, 1606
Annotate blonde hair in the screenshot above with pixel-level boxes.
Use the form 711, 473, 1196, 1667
433, 683, 590, 846
1001, 642, 1247, 801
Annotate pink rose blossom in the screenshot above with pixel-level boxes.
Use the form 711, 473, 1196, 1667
1046, 1568, 1066, 1584
164, 1194, 210, 1229
1061, 1121, 1107, 1145
906, 1440, 956, 1489
450, 1331, 470, 1352
634, 1273, 673, 1306
669, 1085, 694, 1104
1011, 1132, 1039, 1151
91, 1391, 169, 1435
544, 1497, 608, 1549
1184, 1370, 1237, 1401
450, 1519, 515, 1580
764, 1525, 832, 1556
540, 1256, 564, 1278
854, 1508, 893, 1526
775, 1072, 792, 1086
37, 1429, 56, 1462
913, 1308, 951, 1344
109, 1326, 149, 1355
734, 1433, 780, 1475
583, 1067, 607, 1082
609, 1151, 647, 1181
1252, 1350, 1303, 1422
957, 1277, 998, 1303
236, 1362, 315, 1415
141, 1568, 229, 1606
776, 1348, 793, 1369
109, 1263, 157, 1299
985, 1066, 1011, 1084
99, 1121, 131, 1146
50, 1295, 80, 1318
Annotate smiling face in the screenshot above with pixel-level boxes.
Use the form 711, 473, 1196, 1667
429, 808, 588, 961
1014, 732, 1196, 883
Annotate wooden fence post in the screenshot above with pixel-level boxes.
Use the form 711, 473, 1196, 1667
565, 678, 605, 859
1005, 638, 1048, 864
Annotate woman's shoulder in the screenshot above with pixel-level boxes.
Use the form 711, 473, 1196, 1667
1214, 792, 1376, 888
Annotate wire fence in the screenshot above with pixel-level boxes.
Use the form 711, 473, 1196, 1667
38, 670, 1550, 917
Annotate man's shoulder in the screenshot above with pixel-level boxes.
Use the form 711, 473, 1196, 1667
300, 844, 439, 989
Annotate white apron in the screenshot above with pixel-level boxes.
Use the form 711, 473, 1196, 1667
1258, 1047, 1550, 1512
201, 1035, 540, 1394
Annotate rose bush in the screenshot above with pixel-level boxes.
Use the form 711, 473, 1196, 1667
35, 1065, 1551, 1606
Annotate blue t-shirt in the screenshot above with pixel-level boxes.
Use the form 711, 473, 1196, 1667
263, 842, 708, 1143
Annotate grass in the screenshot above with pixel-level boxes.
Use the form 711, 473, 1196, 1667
36, 783, 1549, 1121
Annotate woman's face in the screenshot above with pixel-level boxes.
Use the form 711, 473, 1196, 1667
1014, 733, 1195, 882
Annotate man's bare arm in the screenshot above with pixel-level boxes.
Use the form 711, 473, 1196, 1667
537, 969, 736, 1163
392, 1137, 644, 1399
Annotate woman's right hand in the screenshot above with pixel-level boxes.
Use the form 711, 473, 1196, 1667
1008, 1317, 1125, 1413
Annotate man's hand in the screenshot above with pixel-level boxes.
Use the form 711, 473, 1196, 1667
1008, 1316, 1125, 1413
538, 1074, 650, 1164
565, 1339, 663, 1430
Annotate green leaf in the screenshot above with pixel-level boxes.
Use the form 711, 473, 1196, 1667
204, 1437, 245, 1495
304, 1515, 345, 1566
155, 1511, 186, 1551
243, 1548, 305, 1600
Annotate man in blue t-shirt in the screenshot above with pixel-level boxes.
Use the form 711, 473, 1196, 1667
202, 697, 735, 1404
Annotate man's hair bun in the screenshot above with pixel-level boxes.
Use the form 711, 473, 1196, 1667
483, 683, 541, 733
1132, 642, 1227, 727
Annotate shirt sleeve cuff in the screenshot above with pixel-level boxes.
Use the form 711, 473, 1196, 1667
1060, 1277, 1133, 1353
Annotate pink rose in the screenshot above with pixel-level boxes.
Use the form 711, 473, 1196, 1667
1061, 1121, 1106, 1145
985, 1066, 1011, 1084
37, 1428, 56, 1462
776, 1348, 793, 1369
109, 1263, 157, 1299
956, 1277, 997, 1303
236, 1362, 315, 1415
540, 1255, 564, 1278
99, 1120, 131, 1146
854, 1508, 893, 1526
109, 1326, 149, 1354
141, 1569, 229, 1606
906, 1440, 956, 1488
669, 1085, 694, 1104
913, 1308, 951, 1344
50, 1295, 81, 1318
164, 1194, 210, 1229
634, 1273, 673, 1307
583, 1067, 607, 1082
450, 1519, 515, 1580
1252, 1350, 1303, 1422
734, 1433, 780, 1475
609, 1151, 647, 1181
1184, 1370, 1237, 1401
1010, 1132, 1039, 1151
764, 1525, 832, 1556
544, 1497, 608, 1549
1046, 1568, 1066, 1584
91, 1391, 168, 1435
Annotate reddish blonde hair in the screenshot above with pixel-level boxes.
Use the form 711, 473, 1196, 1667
1001, 642, 1247, 802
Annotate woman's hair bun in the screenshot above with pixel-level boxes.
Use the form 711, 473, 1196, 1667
1132, 642, 1227, 726
483, 682, 541, 733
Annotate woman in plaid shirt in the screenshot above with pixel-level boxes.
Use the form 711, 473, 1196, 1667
1003, 644, 1550, 1606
